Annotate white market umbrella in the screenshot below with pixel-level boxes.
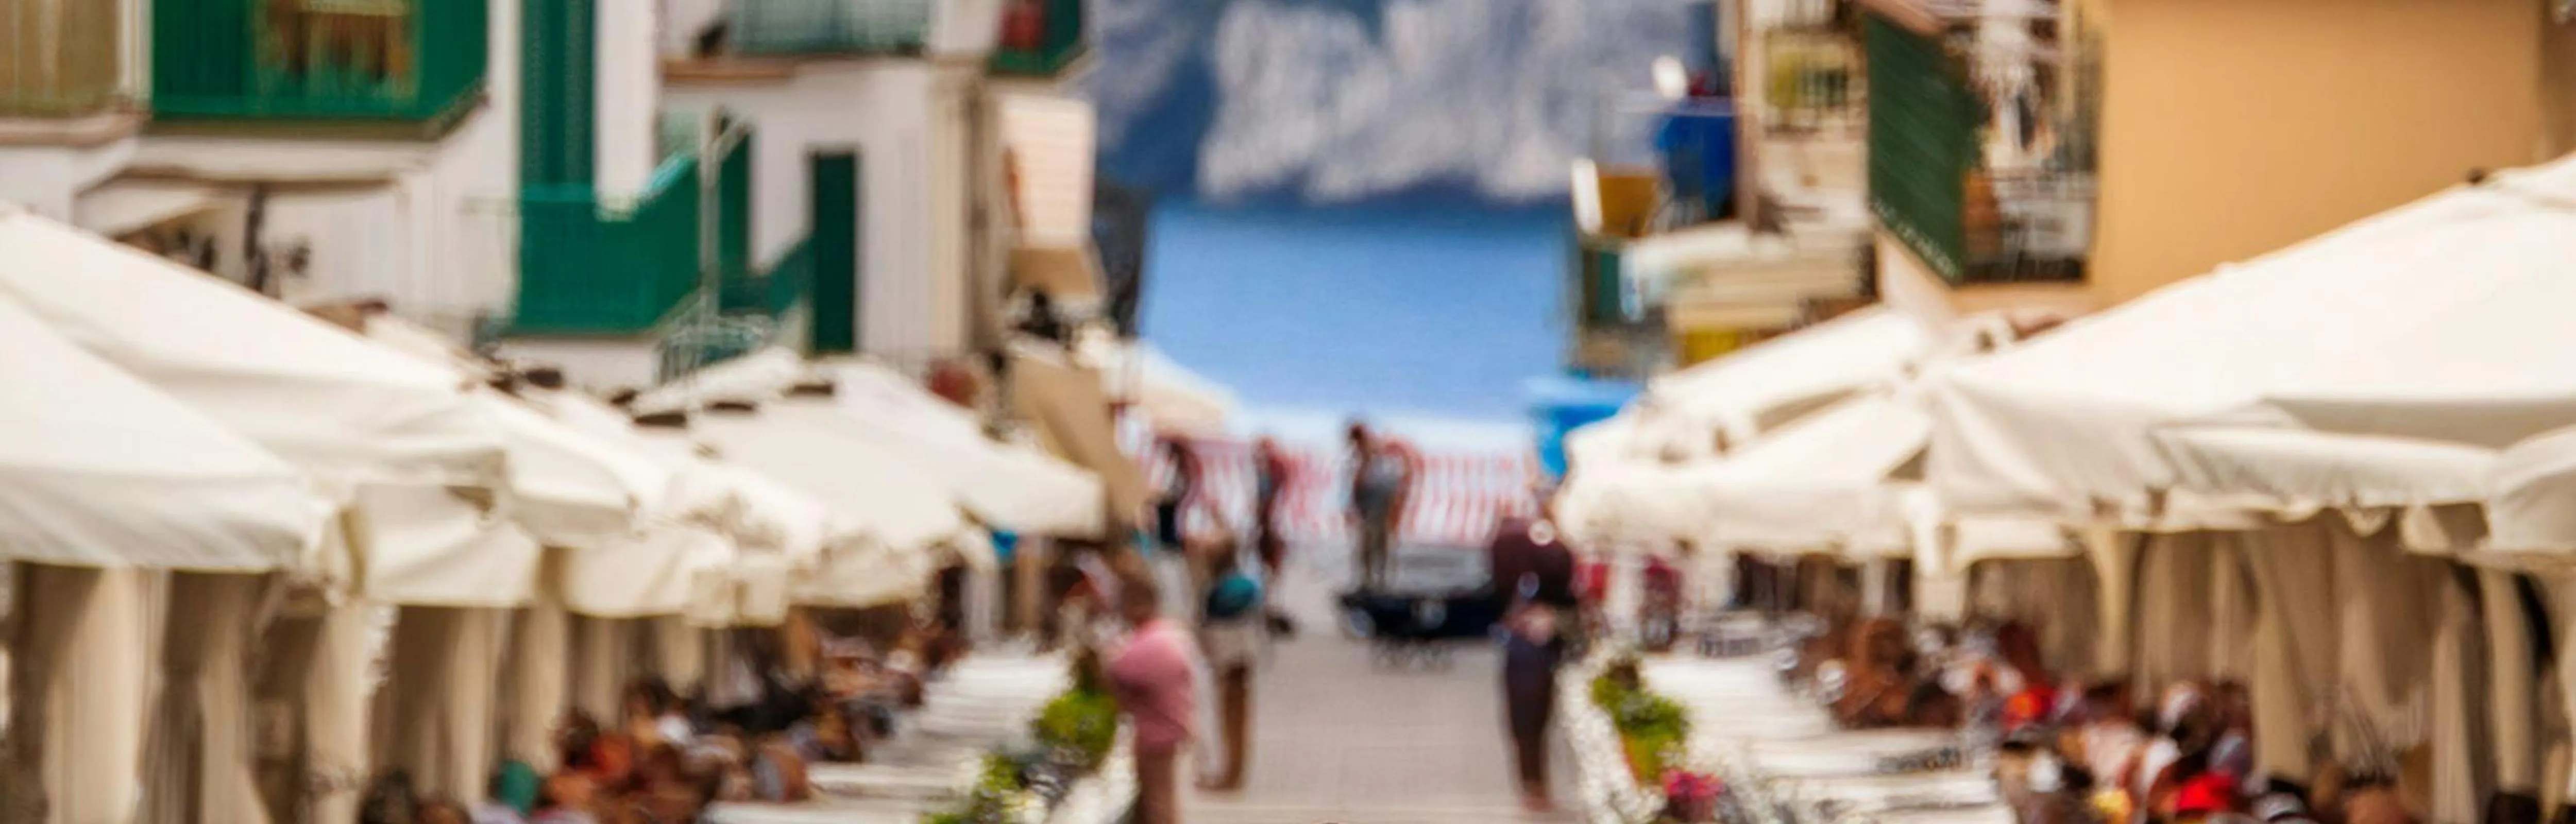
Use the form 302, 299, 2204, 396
0, 294, 324, 570
1931, 155, 2576, 520
1643, 306, 1929, 459
1681, 389, 1930, 558
649, 351, 1103, 537
689, 404, 970, 558
0, 287, 328, 824
1070, 335, 1239, 436
832, 361, 1106, 538
529, 389, 818, 623
365, 316, 673, 547
0, 207, 502, 488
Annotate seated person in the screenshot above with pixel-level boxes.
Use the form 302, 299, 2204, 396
751, 734, 813, 802
1834, 619, 1962, 729
634, 744, 706, 823
531, 773, 599, 824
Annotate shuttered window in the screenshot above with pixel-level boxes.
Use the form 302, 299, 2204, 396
519, 0, 595, 187
1864, 13, 1980, 283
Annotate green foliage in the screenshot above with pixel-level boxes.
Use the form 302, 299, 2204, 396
918, 756, 1031, 824
979, 752, 1027, 795
1030, 686, 1120, 771
921, 681, 1123, 823
1591, 659, 1692, 785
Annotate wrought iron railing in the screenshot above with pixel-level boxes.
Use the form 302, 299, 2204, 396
719, 236, 812, 318
726, 0, 932, 56
511, 158, 703, 335
510, 120, 756, 336
152, 0, 487, 124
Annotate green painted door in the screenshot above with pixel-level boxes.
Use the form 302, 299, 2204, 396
808, 151, 861, 354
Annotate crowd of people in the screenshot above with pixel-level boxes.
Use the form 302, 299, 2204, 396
350, 617, 966, 824
1788, 608, 2402, 824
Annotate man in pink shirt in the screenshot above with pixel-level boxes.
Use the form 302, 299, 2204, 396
1106, 571, 1199, 824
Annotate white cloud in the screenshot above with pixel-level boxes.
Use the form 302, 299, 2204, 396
1198, 0, 1691, 203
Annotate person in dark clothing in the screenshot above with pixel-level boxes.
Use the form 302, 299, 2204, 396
1151, 435, 1203, 550
1346, 423, 1417, 591
1487, 510, 1578, 611
1251, 436, 1298, 634
1500, 599, 1566, 813
1251, 436, 1291, 577
1016, 289, 1067, 344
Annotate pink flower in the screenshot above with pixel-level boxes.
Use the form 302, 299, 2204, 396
1662, 770, 1723, 802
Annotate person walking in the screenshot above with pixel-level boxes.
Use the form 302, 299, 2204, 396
1195, 541, 1264, 791
1106, 571, 1200, 824
1251, 436, 1291, 579
1487, 504, 1578, 612
1345, 423, 1415, 592
1499, 598, 1567, 813
1251, 436, 1298, 634
1154, 434, 1206, 551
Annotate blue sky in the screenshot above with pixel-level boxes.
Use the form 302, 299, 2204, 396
1138, 201, 1571, 441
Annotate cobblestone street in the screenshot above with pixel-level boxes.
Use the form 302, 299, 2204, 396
1178, 544, 1578, 824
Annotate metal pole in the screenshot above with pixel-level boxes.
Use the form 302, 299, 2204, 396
697, 111, 751, 327
677, 110, 754, 383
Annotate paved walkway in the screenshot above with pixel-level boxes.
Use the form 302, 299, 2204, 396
1177, 544, 1577, 824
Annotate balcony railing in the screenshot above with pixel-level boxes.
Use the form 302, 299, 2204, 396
989, 0, 1084, 76
512, 133, 754, 335
727, 0, 931, 57
1864, 12, 2090, 285
151, 0, 488, 126
721, 237, 812, 318
512, 158, 701, 335
2, 0, 123, 115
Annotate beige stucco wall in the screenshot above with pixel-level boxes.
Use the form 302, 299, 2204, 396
2089, 0, 2546, 304
2544, 15, 2576, 159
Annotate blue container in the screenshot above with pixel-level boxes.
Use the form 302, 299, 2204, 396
1526, 373, 1642, 483
1655, 100, 1738, 219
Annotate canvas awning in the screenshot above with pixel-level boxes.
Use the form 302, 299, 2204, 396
1011, 244, 1104, 302
73, 180, 221, 239
1011, 341, 1153, 520
1552, 307, 1929, 550
1640, 306, 1930, 460
0, 295, 324, 571
642, 350, 1103, 537
831, 360, 1105, 538
1682, 389, 1928, 558
354, 485, 544, 607
0, 207, 503, 490
689, 405, 970, 556
2488, 427, 2576, 555
997, 94, 1097, 248
1931, 155, 2576, 523
363, 317, 672, 547
1076, 335, 1238, 436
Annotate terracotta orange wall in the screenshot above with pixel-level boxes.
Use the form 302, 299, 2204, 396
2545, 15, 2576, 158
2090, 0, 2545, 304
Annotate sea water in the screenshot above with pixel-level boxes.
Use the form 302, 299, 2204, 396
1138, 200, 1571, 449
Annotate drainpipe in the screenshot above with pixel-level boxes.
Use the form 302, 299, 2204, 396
243, 183, 273, 296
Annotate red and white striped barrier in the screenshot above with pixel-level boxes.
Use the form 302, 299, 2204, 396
1136, 433, 1543, 549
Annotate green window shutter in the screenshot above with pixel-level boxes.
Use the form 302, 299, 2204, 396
1865, 14, 1980, 283
519, 0, 595, 186
808, 151, 861, 354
